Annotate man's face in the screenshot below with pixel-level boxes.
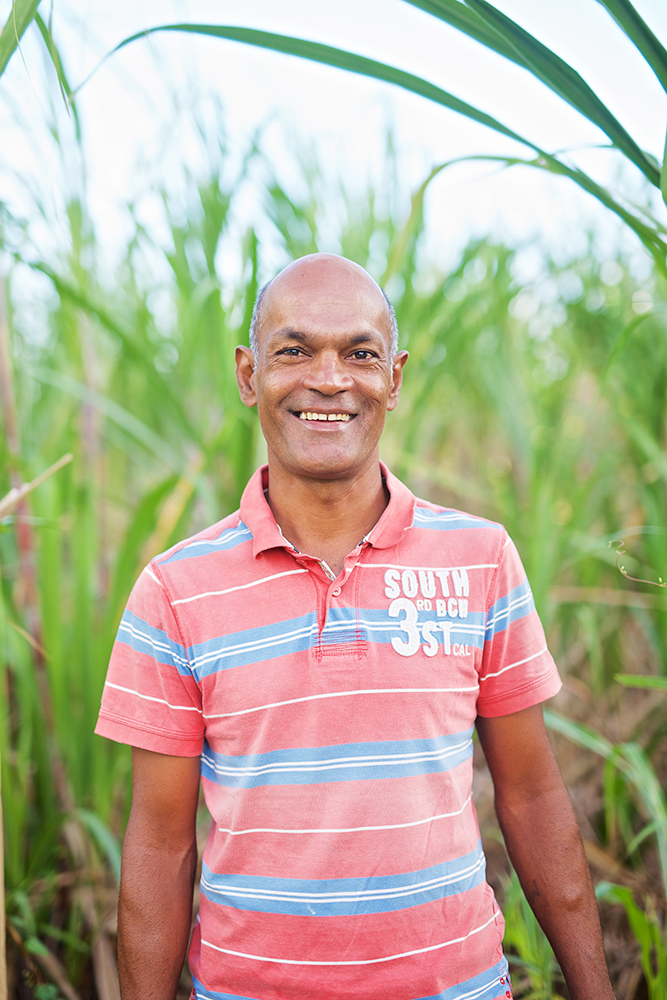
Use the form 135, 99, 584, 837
236, 255, 407, 483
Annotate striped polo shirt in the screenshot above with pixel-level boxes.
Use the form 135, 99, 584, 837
96, 463, 561, 1000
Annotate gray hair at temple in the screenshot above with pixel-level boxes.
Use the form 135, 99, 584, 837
248, 278, 400, 357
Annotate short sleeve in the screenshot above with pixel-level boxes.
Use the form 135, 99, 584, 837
95, 562, 205, 755
476, 534, 561, 718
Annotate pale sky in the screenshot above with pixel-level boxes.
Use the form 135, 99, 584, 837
1, 0, 666, 279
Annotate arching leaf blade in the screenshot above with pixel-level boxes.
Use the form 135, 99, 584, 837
403, 0, 531, 70
423, 151, 667, 275
531, 155, 667, 269
463, 0, 661, 187
73, 809, 122, 885
595, 0, 667, 93
617, 742, 667, 896
108, 24, 539, 153
0, 0, 41, 78
34, 11, 80, 137
544, 710, 614, 758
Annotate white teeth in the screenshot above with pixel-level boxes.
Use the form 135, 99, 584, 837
299, 412, 351, 422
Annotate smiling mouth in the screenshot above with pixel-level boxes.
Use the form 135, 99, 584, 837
296, 411, 353, 422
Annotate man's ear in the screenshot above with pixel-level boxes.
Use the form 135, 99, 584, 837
387, 350, 409, 411
235, 346, 257, 408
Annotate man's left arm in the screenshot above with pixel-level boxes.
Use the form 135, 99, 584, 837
476, 704, 616, 1000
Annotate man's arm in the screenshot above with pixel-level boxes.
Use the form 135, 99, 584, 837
476, 705, 615, 1000
118, 748, 201, 1000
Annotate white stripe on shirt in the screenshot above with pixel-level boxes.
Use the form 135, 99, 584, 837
104, 680, 202, 712
203, 686, 479, 720
171, 568, 308, 605
201, 909, 495, 965
215, 794, 472, 836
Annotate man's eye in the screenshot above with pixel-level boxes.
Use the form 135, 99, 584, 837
280, 347, 304, 356
351, 350, 375, 360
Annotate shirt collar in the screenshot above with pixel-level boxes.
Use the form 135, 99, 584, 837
239, 462, 416, 558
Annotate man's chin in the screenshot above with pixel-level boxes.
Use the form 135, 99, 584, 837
271, 448, 378, 484
295, 459, 363, 482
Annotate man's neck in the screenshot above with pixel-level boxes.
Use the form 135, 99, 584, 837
265, 459, 388, 577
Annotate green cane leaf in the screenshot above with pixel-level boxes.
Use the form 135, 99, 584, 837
615, 674, 667, 691
595, 0, 667, 93
102, 22, 667, 271
34, 11, 80, 135
106, 23, 539, 153
404, 0, 531, 69
544, 709, 614, 759
73, 808, 122, 885
0, 0, 41, 78
462, 0, 661, 187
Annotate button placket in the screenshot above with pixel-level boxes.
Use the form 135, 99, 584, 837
301, 547, 369, 658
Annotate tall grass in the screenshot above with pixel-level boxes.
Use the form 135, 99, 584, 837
109, 0, 667, 274
1, 121, 667, 997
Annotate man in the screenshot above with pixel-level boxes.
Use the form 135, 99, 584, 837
96, 253, 615, 1000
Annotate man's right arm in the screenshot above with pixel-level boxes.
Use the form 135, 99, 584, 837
118, 748, 201, 1000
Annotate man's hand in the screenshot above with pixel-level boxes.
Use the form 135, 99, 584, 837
118, 748, 201, 1000
476, 705, 616, 1000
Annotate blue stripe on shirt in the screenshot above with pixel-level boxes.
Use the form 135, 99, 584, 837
354, 607, 486, 650
413, 508, 503, 533
199, 840, 486, 916
190, 608, 486, 679
115, 609, 191, 676
416, 959, 510, 1000
117, 601, 495, 680
485, 580, 535, 640
157, 522, 253, 565
200, 728, 474, 789
190, 613, 318, 680
192, 960, 510, 1000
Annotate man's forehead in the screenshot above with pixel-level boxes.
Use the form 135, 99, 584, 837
258, 254, 391, 335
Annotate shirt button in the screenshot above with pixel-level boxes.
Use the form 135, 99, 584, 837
332, 587, 341, 597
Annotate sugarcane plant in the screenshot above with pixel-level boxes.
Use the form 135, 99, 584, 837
102, 0, 667, 275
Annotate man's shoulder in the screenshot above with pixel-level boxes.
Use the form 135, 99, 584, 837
149, 507, 250, 577
381, 467, 508, 559
411, 496, 506, 536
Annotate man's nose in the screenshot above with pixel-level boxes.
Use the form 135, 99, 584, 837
302, 351, 353, 394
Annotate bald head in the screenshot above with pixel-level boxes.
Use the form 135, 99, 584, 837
249, 254, 399, 357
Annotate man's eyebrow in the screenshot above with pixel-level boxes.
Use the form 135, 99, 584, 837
269, 329, 309, 344
348, 333, 382, 346
268, 329, 384, 346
